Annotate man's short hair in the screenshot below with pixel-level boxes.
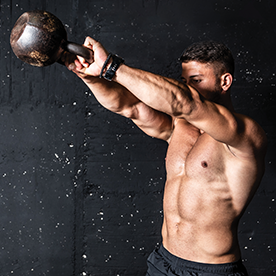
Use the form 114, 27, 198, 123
179, 41, 235, 77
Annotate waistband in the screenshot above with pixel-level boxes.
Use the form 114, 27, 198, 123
159, 244, 246, 274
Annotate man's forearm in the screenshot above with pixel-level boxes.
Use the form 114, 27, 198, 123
114, 64, 195, 118
81, 76, 140, 114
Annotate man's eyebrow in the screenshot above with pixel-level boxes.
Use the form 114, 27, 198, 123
189, 74, 203, 78
180, 74, 203, 80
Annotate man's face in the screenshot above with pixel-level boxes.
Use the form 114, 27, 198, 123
181, 61, 222, 102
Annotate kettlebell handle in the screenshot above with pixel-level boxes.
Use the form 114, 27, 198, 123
65, 41, 94, 64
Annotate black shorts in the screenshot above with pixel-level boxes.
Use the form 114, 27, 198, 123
146, 245, 249, 276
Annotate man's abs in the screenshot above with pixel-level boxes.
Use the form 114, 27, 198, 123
161, 175, 241, 264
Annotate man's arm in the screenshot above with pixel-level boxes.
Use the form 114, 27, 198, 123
64, 39, 173, 141
82, 77, 174, 141
114, 64, 267, 157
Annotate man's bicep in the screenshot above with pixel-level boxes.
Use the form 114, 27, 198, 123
130, 102, 174, 141
187, 101, 243, 145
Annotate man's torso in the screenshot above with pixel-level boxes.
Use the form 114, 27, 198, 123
162, 117, 262, 264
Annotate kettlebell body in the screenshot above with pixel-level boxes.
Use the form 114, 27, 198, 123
10, 10, 93, 67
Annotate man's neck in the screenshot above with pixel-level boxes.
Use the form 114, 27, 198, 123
217, 91, 235, 112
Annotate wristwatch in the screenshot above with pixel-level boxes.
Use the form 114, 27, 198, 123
102, 54, 124, 81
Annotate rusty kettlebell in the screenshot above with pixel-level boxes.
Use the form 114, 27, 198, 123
10, 10, 93, 67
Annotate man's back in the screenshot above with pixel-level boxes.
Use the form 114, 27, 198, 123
162, 116, 266, 264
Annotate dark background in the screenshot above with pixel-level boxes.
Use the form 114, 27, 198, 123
0, 0, 275, 275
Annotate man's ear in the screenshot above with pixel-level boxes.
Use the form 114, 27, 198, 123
220, 73, 233, 91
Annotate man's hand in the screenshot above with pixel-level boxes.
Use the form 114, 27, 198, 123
65, 37, 109, 81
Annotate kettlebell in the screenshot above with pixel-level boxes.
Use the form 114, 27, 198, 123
10, 10, 93, 67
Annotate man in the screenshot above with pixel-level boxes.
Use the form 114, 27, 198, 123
65, 38, 267, 275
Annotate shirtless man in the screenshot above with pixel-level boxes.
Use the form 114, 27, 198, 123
65, 39, 267, 275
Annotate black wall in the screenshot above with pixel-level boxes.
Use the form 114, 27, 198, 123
0, 0, 275, 275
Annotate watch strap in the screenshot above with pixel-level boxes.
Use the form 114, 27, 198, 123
103, 54, 124, 81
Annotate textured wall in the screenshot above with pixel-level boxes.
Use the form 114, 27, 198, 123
0, 0, 275, 275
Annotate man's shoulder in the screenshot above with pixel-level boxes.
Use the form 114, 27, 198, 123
235, 113, 266, 141
232, 112, 267, 157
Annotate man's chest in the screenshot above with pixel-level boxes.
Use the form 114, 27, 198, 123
165, 121, 228, 182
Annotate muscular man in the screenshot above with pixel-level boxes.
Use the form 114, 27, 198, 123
65, 39, 267, 275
